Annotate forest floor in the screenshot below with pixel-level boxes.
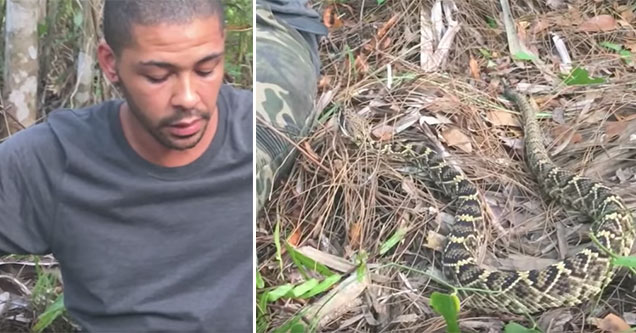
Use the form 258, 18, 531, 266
257, 0, 636, 332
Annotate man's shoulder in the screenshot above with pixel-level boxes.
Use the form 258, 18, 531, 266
219, 84, 252, 109
47, 99, 119, 130
219, 84, 252, 124
218, 84, 253, 152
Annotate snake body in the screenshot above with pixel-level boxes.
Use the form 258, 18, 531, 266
345, 90, 635, 313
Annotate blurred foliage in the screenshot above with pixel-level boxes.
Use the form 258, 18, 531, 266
224, 0, 253, 89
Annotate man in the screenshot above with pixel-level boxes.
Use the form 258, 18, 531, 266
254, 0, 327, 211
0, 0, 252, 331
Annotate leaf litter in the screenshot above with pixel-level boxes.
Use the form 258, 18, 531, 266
257, 0, 636, 332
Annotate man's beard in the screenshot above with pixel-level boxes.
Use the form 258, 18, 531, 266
116, 79, 211, 151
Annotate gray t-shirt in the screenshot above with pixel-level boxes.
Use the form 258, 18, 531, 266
0, 84, 253, 331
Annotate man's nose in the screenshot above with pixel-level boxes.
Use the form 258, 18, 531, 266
172, 74, 199, 110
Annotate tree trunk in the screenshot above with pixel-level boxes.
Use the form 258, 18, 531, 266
2, 0, 40, 136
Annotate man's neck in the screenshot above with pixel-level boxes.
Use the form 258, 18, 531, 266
118, 103, 218, 168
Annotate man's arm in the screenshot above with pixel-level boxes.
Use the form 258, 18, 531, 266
0, 123, 63, 255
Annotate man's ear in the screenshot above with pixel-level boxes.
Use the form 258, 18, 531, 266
97, 40, 119, 83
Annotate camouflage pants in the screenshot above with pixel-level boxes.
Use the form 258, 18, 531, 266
254, 1, 325, 212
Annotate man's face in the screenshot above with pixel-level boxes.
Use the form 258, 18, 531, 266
114, 16, 225, 150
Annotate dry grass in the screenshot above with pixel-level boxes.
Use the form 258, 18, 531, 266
257, 0, 636, 332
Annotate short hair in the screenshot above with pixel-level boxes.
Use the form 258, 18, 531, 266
103, 0, 225, 57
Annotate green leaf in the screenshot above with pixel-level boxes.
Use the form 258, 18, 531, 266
73, 12, 83, 28
285, 242, 335, 277
485, 16, 498, 28
599, 42, 633, 63
376, 0, 386, 4
600, 41, 623, 52
290, 323, 306, 333
268, 284, 294, 302
274, 219, 283, 274
430, 292, 461, 333
291, 279, 319, 298
32, 294, 65, 333
612, 256, 636, 268
257, 292, 269, 316
256, 270, 265, 289
504, 322, 541, 333
355, 251, 368, 282
512, 51, 536, 61
619, 49, 632, 63
299, 274, 341, 299
561, 67, 606, 85
37, 22, 48, 38
379, 227, 408, 255
478, 48, 492, 59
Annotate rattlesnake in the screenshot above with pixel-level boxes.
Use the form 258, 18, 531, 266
342, 89, 635, 313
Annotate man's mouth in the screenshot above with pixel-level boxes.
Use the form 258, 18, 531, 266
167, 118, 203, 137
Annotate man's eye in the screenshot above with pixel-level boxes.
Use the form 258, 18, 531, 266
197, 70, 213, 77
146, 75, 168, 83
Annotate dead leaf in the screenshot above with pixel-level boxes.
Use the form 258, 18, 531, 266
552, 125, 583, 145
425, 230, 445, 251
591, 313, 631, 332
318, 75, 332, 89
419, 114, 452, 125
441, 127, 472, 153
287, 227, 301, 247
487, 110, 520, 127
380, 36, 392, 50
620, 9, 634, 23
624, 312, 636, 325
605, 121, 627, 140
323, 5, 343, 29
349, 222, 361, 248
372, 124, 394, 141
377, 14, 399, 40
579, 15, 617, 32
354, 54, 369, 73
469, 56, 480, 80
531, 20, 551, 34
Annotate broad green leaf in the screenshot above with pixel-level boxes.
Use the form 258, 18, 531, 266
512, 51, 536, 61
613, 256, 636, 268
376, 0, 386, 5
290, 323, 306, 333
291, 279, 319, 298
268, 284, 294, 302
257, 292, 269, 316
561, 67, 605, 85
379, 227, 408, 255
300, 274, 342, 299
286, 242, 335, 277
33, 294, 65, 333
504, 322, 541, 333
430, 292, 461, 333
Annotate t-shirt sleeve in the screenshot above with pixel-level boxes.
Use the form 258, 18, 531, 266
0, 124, 63, 255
